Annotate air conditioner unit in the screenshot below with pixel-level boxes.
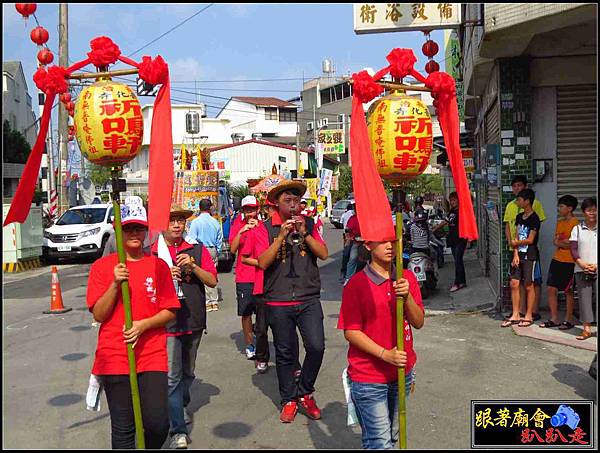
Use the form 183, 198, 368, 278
307, 121, 314, 131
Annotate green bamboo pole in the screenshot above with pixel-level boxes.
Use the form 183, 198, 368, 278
111, 167, 145, 449
395, 211, 407, 449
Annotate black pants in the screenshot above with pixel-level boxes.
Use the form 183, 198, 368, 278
450, 239, 468, 286
103, 372, 169, 449
268, 299, 325, 405
255, 297, 270, 363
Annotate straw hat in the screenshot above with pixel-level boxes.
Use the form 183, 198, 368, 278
267, 180, 307, 203
170, 204, 193, 219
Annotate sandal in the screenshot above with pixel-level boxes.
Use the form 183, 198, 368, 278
449, 285, 460, 293
576, 331, 593, 340
501, 319, 520, 328
558, 321, 575, 331
539, 320, 560, 328
518, 319, 534, 328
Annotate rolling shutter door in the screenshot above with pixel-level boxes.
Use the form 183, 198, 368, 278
557, 85, 597, 212
485, 101, 501, 296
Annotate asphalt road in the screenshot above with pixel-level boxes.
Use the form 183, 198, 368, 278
3, 223, 597, 449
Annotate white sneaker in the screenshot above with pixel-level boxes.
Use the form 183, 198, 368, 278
213, 303, 220, 311
170, 433, 188, 449
256, 361, 268, 374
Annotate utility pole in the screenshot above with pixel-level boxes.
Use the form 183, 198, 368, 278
295, 123, 300, 178
313, 104, 320, 177
58, 3, 69, 214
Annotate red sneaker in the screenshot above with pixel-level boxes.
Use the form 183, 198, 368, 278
298, 394, 321, 420
280, 401, 298, 423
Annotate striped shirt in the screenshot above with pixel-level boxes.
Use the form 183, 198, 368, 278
410, 222, 429, 249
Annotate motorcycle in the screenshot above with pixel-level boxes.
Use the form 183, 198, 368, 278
407, 238, 439, 300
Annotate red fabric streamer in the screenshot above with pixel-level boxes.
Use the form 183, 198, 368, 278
350, 84, 395, 242
67, 58, 91, 74
3, 93, 56, 226
425, 72, 478, 240
138, 56, 169, 86
87, 36, 121, 67
147, 73, 174, 234
386, 48, 417, 80
118, 55, 141, 69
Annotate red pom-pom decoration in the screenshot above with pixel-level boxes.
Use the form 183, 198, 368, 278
425, 60, 440, 74
139, 55, 169, 86
87, 36, 121, 68
422, 40, 439, 58
15, 3, 37, 18
386, 48, 417, 80
30, 26, 49, 46
425, 71, 455, 103
66, 101, 75, 111
37, 48, 54, 66
352, 70, 384, 104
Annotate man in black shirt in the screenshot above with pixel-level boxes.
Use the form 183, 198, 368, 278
502, 189, 541, 328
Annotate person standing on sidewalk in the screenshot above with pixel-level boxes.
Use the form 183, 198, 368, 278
340, 203, 356, 283
250, 180, 329, 423
338, 239, 424, 449
86, 203, 180, 449
187, 199, 223, 312
229, 196, 262, 362
149, 205, 218, 449
434, 192, 467, 292
570, 198, 597, 341
539, 195, 579, 330
345, 209, 363, 285
503, 175, 546, 321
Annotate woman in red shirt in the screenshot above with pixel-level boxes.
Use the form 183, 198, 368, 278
87, 208, 180, 449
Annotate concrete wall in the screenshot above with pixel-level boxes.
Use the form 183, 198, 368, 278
2, 66, 37, 147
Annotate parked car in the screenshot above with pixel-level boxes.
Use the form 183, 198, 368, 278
42, 204, 114, 262
331, 199, 354, 229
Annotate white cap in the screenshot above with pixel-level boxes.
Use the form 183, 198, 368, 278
120, 201, 148, 227
241, 195, 259, 208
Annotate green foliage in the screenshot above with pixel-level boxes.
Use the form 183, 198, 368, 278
3, 120, 31, 163
403, 173, 443, 196
331, 164, 353, 202
89, 164, 112, 187
229, 183, 251, 199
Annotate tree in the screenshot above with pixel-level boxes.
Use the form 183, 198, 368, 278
89, 164, 112, 188
331, 164, 353, 202
3, 120, 32, 163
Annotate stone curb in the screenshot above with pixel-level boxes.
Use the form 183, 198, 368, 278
425, 303, 495, 317
511, 325, 597, 352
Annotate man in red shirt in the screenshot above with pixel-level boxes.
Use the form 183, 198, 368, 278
229, 196, 263, 363
338, 239, 424, 449
248, 180, 329, 423
148, 205, 218, 449
87, 202, 180, 449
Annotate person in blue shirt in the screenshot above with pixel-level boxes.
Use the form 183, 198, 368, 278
187, 199, 223, 312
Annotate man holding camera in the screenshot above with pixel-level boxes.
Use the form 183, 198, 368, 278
247, 180, 329, 423
148, 205, 218, 449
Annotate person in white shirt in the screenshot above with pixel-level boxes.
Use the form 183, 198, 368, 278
339, 204, 355, 283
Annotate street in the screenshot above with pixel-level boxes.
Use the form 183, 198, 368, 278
3, 223, 597, 449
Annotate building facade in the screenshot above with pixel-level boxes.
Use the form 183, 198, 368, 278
2, 61, 37, 147
461, 3, 597, 305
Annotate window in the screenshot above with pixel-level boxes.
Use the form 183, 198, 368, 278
334, 84, 343, 102
279, 109, 297, 122
265, 108, 278, 120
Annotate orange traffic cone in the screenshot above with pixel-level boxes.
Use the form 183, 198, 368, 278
44, 266, 73, 314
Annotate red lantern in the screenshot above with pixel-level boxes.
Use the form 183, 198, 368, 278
37, 48, 53, 66
15, 3, 37, 18
30, 26, 49, 46
422, 40, 439, 58
425, 60, 440, 74
66, 101, 75, 111
60, 93, 72, 104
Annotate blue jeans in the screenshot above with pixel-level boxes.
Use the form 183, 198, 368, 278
167, 332, 203, 435
345, 242, 360, 280
350, 369, 415, 450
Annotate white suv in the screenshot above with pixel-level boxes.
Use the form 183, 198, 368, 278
43, 204, 114, 262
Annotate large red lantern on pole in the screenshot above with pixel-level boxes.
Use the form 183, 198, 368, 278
30, 26, 49, 46
15, 3, 37, 19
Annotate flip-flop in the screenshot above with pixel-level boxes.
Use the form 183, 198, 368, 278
539, 320, 560, 328
501, 319, 520, 328
518, 319, 534, 328
558, 321, 575, 331
576, 331, 592, 340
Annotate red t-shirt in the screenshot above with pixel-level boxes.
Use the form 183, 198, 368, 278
229, 215, 259, 284
346, 215, 361, 240
337, 266, 423, 383
87, 254, 181, 375
251, 210, 326, 305
240, 232, 264, 296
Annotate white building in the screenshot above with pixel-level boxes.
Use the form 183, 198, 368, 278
2, 61, 37, 147
217, 97, 298, 146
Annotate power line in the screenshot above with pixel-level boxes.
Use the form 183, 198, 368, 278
126, 4, 215, 58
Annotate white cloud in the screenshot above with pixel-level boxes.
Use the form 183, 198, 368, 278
169, 57, 205, 82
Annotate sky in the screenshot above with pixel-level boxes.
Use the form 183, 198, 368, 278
3, 3, 448, 117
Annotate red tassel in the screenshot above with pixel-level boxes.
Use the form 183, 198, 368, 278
4, 93, 56, 226
350, 96, 396, 242
147, 76, 174, 234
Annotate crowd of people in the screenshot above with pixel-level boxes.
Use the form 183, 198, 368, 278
84, 177, 595, 450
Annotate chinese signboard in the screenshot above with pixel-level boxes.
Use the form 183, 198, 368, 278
172, 170, 219, 220
354, 3, 461, 34
318, 169, 334, 196
463, 148, 475, 173
472, 401, 593, 448
445, 29, 464, 122
317, 129, 345, 155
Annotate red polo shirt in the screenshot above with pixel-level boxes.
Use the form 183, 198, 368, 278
346, 215, 361, 240
229, 215, 259, 284
250, 210, 326, 306
240, 232, 264, 296
87, 254, 181, 375
337, 266, 423, 382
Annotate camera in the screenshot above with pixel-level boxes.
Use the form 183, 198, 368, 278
551, 405, 580, 430
583, 272, 597, 282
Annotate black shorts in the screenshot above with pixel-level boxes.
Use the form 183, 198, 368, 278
236, 283, 257, 317
510, 258, 537, 285
547, 259, 575, 292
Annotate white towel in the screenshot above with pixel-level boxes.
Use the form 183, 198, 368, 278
342, 368, 359, 426
156, 233, 173, 267
86, 374, 103, 412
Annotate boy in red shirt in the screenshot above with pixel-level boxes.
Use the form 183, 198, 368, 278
338, 239, 424, 449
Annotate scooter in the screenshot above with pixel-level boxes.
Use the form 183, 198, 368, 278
407, 245, 438, 300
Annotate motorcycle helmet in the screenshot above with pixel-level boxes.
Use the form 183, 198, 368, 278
414, 208, 428, 224
414, 196, 424, 208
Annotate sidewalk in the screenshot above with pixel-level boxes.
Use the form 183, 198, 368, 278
424, 247, 496, 316
510, 315, 597, 352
